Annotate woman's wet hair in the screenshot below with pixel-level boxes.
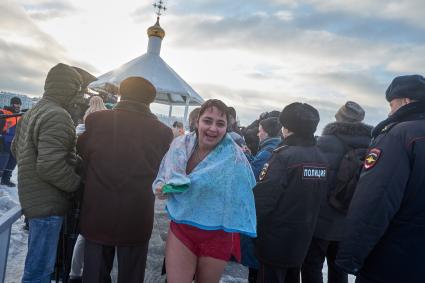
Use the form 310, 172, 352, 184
198, 99, 229, 124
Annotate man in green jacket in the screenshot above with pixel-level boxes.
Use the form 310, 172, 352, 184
12, 63, 95, 283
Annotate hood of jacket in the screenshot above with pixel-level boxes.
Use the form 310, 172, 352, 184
43, 63, 84, 107
322, 121, 372, 137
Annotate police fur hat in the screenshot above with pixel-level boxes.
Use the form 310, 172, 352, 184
119, 76, 156, 104
10, 97, 22, 105
335, 101, 365, 123
386, 74, 425, 102
279, 102, 320, 137
259, 117, 281, 137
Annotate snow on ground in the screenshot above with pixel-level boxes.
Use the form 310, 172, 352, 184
3, 169, 354, 282
2, 170, 27, 283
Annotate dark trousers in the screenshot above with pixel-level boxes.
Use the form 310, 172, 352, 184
301, 238, 348, 283
257, 263, 300, 283
0, 142, 16, 182
82, 239, 149, 283
249, 267, 259, 283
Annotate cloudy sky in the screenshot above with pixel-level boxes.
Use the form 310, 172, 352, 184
1, 0, 424, 128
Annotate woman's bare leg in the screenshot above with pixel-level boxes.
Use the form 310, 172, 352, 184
165, 230, 197, 283
195, 257, 227, 283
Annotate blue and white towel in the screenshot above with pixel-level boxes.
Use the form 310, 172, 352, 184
153, 132, 257, 237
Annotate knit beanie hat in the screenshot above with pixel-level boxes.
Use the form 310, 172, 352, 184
335, 101, 365, 123
279, 102, 320, 137
385, 74, 425, 102
119, 77, 156, 104
259, 117, 281, 137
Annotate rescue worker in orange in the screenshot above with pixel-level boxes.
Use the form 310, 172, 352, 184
0, 97, 22, 187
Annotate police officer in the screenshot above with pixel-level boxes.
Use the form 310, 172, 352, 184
254, 102, 328, 283
336, 75, 425, 283
302, 101, 372, 283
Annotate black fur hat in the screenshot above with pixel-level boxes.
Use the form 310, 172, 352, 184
279, 102, 320, 137
386, 74, 425, 102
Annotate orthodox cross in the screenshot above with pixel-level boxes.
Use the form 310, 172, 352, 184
153, 0, 167, 18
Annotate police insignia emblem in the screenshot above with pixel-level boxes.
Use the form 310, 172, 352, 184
259, 163, 270, 181
364, 148, 381, 170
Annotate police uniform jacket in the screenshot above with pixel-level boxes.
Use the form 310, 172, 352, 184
253, 134, 328, 268
336, 101, 425, 283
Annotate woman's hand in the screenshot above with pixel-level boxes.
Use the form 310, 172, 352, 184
155, 185, 167, 200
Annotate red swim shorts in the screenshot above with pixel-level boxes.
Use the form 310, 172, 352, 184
170, 221, 241, 262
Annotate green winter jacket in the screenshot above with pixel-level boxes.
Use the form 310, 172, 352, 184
12, 63, 83, 219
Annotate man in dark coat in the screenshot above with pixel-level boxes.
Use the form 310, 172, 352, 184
336, 75, 425, 283
77, 76, 173, 283
302, 101, 372, 283
254, 103, 328, 283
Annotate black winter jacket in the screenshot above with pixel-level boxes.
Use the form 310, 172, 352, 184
336, 101, 425, 283
315, 122, 372, 241
254, 134, 328, 268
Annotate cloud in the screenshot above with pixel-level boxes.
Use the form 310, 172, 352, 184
18, 0, 78, 21
160, 1, 424, 74
0, 1, 95, 95
289, 0, 425, 28
164, 13, 396, 68
193, 82, 386, 130
130, 3, 156, 22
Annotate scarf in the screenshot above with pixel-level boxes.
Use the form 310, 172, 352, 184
153, 132, 257, 237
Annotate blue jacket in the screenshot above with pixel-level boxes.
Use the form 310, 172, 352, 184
249, 137, 281, 180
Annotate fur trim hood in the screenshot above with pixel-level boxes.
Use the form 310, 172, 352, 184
322, 121, 372, 137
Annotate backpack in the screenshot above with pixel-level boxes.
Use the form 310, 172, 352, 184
328, 137, 368, 214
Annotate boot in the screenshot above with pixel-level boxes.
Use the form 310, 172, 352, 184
1, 179, 16, 187
1, 169, 15, 187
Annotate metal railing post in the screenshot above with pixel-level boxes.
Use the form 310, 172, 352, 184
0, 206, 22, 283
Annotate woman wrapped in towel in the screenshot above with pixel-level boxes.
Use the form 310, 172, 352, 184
153, 99, 257, 283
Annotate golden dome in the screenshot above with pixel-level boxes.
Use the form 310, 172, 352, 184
147, 18, 165, 39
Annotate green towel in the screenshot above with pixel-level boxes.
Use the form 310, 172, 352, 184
162, 184, 189, 194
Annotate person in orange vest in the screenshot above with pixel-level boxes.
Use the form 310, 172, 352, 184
0, 97, 22, 187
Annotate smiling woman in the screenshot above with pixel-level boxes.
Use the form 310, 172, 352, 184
153, 99, 257, 283
188, 99, 229, 170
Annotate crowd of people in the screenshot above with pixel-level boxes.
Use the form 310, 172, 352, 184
6, 62, 425, 283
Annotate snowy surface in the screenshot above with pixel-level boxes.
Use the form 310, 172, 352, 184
4, 169, 355, 282
2, 170, 27, 283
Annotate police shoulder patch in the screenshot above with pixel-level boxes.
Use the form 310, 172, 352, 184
364, 148, 381, 170
302, 166, 327, 180
259, 163, 270, 181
